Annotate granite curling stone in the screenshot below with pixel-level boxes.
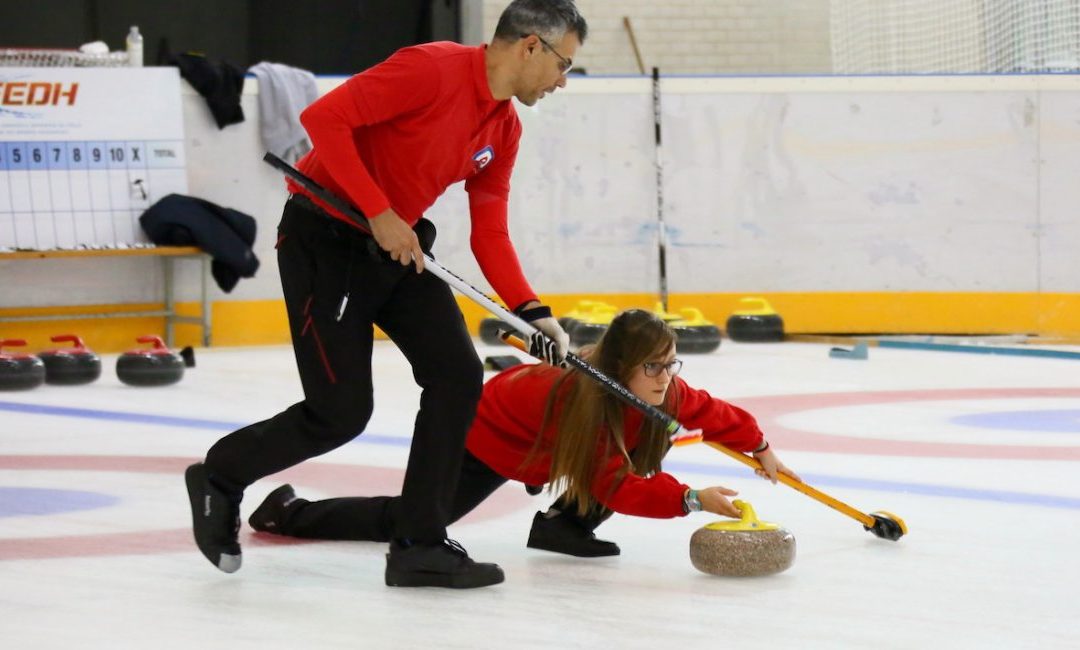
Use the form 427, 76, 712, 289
39, 334, 102, 385
689, 500, 795, 577
116, 335, 185, 387
0, 339, 46, 391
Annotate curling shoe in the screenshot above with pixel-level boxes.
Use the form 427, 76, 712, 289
385, 539, 504, 589
185, 463, 242, 573
527, 510, 621, 557
248, 484, 303, 533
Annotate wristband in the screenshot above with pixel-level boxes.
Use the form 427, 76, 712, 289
683, 488, 702, 513
752, 440, 770, 453
516, 305, 553, 322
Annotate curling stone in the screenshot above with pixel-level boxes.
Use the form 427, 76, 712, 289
568, 301, 617, 348
689, 500, 795, 577
725, 297, 784, 343
0, 339, 46, 391
484, 355, 524, 371
559, 300, 614, 344
116, 335, 185, 387
478, 317, 507, 345
654, 304, 722, 354
39, 334, 102, 385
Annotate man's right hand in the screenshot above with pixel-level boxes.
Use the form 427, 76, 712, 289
369, 207, 425, 273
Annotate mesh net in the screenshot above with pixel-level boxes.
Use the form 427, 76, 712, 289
831, 0, 1080, 73
0, 48, 131, 67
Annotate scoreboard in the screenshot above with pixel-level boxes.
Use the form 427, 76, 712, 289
0, 67, 187, 251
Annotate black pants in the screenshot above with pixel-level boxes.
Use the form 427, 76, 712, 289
204, 196, 484, 543
272, 453, 614, 542
271, 451, 507, 541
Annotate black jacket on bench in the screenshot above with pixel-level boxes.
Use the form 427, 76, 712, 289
139, 194, 259, 293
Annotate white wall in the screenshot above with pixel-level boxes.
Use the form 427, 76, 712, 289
479, 0, 833, 74
4, 73, 1080, 311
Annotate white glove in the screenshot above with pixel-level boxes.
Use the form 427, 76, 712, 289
517, 305, 569, 367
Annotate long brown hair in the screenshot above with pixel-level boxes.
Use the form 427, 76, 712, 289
527, 309, 679, 515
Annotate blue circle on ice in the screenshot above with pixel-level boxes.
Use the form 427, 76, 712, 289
0, 487, 119, 517
951, 409, 1080, 433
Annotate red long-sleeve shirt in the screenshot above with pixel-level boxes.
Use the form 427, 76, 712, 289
290, 42, 537, 310
466, 364, 766, 519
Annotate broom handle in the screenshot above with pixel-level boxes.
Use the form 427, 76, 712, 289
704, 442, 876, 527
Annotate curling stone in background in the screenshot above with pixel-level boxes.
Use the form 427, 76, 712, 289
558, 299, 613, 343
479, 299, 617, 349
689, 500, 795, 577
39, 334, 102, 385
0, 339, 46, 391
478, 316, 508, 346
568, 301, 617, 348
725, 297, 785, 343
116, 335, 185, 387
654, 303, 722, 354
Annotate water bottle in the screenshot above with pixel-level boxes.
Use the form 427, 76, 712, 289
126, 26, 143, 67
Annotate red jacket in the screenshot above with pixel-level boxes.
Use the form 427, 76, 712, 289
466, 364, 765, 518
291, 42, 536, 310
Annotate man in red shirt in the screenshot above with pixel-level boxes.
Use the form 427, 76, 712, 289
185, 0, 588, 589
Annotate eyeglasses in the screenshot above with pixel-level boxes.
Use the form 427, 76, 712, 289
642, 359, 683, 378
524, 33, 573, 74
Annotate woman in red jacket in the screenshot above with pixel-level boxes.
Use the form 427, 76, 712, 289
247, 309, 800, 560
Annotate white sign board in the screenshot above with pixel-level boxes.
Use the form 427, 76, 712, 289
0, 67, 187, 250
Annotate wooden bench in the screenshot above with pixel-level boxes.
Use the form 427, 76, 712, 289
0, 246, 212, 347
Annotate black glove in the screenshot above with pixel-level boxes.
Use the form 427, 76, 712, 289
517, 304, 569, 367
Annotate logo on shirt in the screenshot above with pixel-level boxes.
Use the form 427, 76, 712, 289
472, 145, 494, 172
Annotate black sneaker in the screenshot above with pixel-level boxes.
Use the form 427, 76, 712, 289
385, 539, 504, 589
527, 511, 621, 557
184, 462, 242, 573
248, 484, 302, 533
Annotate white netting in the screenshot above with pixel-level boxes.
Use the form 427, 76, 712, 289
831, 0, 1080, 73
0, 48, 131, 67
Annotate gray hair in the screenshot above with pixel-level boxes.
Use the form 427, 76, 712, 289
493, 0, 588, 44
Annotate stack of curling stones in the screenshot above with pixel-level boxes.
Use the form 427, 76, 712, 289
117, 335, 186, 387
725, 297, 785, 343
689, 500, 795, 577
0, 339, 46, 390
39, 334, 102, 385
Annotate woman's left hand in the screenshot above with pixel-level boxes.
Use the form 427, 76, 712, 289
752, 447, 801, 484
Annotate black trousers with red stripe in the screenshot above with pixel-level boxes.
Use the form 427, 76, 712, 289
204, 196, 483, 544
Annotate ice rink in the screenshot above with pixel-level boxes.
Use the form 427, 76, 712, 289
2, 337, 1078, 649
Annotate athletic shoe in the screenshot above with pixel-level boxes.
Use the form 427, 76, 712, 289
385, 539, 504, 589
527, 510, 621, 557
248, 484, 301, 533
184, 462, 242, 573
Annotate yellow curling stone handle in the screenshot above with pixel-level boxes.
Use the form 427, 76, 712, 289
732, 297, 777, 316
704, 500, 779, 532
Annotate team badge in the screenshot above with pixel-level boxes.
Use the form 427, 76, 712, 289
472, 145, 494, 171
